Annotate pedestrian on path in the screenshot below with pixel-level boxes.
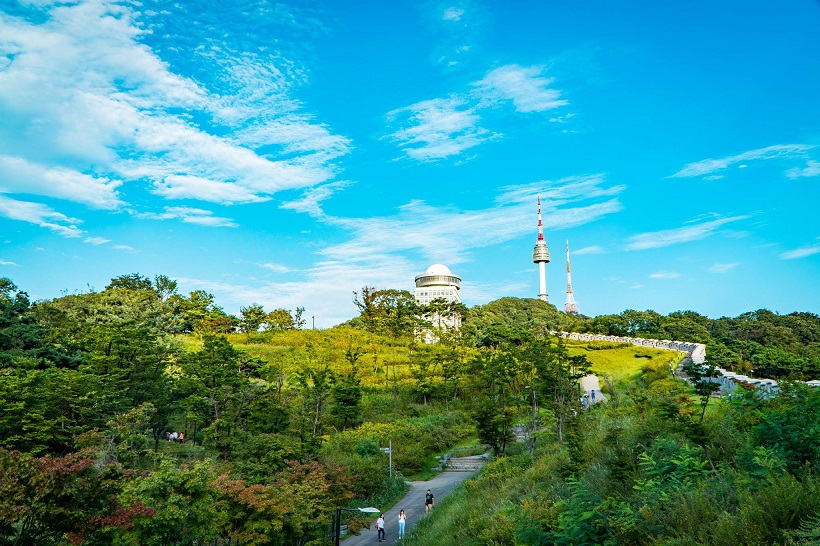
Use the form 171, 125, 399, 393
425, 489, 435, 515
376, 514, 385, 542
398, 509, 406, 539
591, 389, 596, 402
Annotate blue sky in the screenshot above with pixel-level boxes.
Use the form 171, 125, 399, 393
0, 0, 818, 326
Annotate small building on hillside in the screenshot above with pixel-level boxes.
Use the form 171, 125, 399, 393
414, 264, 462, 341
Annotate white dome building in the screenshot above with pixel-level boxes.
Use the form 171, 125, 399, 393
414, 264, 462, 342
414, 264, 462, 305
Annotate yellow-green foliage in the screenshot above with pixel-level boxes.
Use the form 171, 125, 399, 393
179, 327, 424, 387
180, 331, 682, 392
565, 339, 684, 381
324, 414, 475, 474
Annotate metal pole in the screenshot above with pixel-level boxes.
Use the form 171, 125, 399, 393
389, 440, 393, 479
334, 508, 341, 546
312, 316, 315, 330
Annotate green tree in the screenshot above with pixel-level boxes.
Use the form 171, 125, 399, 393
179, 336, 257, 458
470, 349, 518, 455
266, 308, 295, 331
240, 303, 267, 333
106, 273, 154, 292
352, 286, 419, 337
528, 337, 589, 443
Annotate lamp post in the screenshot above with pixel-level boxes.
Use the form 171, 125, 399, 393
332, 506, 380, 546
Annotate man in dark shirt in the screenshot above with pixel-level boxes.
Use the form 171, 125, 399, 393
424, 489, 435, 515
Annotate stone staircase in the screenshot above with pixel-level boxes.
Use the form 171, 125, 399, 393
444, 454, 489, 472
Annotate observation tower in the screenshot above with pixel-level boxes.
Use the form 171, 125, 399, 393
532, 196, 550, 302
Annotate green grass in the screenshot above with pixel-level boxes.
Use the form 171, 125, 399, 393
566, 339, 685, 382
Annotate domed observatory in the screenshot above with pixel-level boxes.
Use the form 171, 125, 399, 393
414, 264, 462, 342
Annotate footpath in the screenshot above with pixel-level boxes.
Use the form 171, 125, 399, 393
341, 457, 484, 545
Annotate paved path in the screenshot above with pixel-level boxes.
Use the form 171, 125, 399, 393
341, 464, 481, 545
580, 374, 607, 405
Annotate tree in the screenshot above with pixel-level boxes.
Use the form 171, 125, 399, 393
331, 371, 362, 431
528, 338, 590, 443
267, 308, 295, 331
240, 303, 267, 333
152, 275, 178, 302
682, 360, 721, 423
470, 349, 518, 455
180, 336, 257, 458
292, 307, 306, 329
106, 273, 154, 292
465, 298, 559, 347
352, 287, 419, 337
178, 290, 237, 333
0, 447, 153, 545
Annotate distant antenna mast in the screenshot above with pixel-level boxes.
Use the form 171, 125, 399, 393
564, 240, 579, 314
532, 195, 550, 302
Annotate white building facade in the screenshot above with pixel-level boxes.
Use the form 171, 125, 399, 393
414, 264, 462, 339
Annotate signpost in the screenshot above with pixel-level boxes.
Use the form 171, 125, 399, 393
380, 440, 393, 479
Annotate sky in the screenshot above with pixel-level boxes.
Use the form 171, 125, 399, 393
0, 0, 819, 326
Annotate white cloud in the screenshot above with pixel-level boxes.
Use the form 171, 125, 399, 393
670, 144, 814, 178
786, 160, 820, 179
471, 64, 568, 113
385, 64, 567, 162
324, 175, 624, 265
280, 180, 352, 218
574, 245, 605, 255
625, 215, 749, 251
442, 7, 465, 21
710, 262, 741, 273
0, 155, 122, 209
83, 236, 110, 245
112, 244, 135, 251
780, 240, 820, 260
259, 262, 293, 273
178, 257, 415, 327
152, 175, 270, 205
0, 0, 350, 233
0, 194, 82, 238
0, 259, 18, 266
386, 97, 499, 161
649, 271, 680, 279
139, 206, 238, 228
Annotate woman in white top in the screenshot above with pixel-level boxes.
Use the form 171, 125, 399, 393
398, 509, 406, 539
376, 514, 385, 542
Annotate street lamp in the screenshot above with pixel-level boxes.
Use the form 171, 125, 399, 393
332, 506, 380, 546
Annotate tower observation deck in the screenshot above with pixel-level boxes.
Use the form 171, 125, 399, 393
532, 195, 550, 302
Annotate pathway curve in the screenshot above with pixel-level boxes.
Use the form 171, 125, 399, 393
341, 462, 482, 545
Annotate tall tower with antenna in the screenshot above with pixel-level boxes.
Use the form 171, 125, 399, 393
565, 240, 579, 314
532, 195, 550, 302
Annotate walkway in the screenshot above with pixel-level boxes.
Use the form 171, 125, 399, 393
341, 463, 482, 545
580, 374, 607, 405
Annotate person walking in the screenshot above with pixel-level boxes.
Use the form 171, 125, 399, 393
397, 509, 406, 539
590, 389, 596, 402
424, 489, 435, 515
376, 514, 385, 542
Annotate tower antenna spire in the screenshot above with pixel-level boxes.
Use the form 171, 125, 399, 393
564, 240, 579, 314
532, 194, 550, 302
